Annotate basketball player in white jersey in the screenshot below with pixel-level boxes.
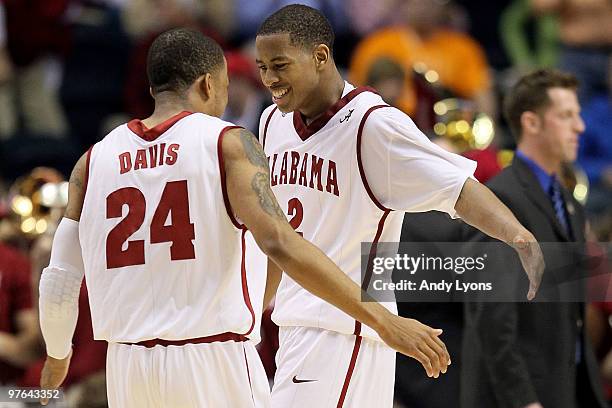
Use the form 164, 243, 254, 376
255, 5, 545, 407
37, 29, 456, 407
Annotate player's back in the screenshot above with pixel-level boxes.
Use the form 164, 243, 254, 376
79, 111, 256, 343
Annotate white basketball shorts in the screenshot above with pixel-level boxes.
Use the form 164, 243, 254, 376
271, 326, 395, 408
106, 336, 271, 407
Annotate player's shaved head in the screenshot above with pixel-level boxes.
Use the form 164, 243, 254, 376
147, 28, 225, 95
257, 4, 335, 54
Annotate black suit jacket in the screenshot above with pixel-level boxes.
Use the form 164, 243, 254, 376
461, 156, 607, 408
395, 211, 467, 408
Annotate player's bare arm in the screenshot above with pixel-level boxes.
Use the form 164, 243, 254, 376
263, 258, 282, 310
64, 152, 88, 221
454, 178, 545, 300
223, 127, 450, 378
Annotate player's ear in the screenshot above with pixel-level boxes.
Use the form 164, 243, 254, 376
196, 73, 214, 101
149, 86, 155, 98
313, 44, 330, 71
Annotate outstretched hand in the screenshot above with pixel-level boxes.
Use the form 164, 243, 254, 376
40, 350, 72, 405
376, 314, 450, 378
512, 234, 545, 300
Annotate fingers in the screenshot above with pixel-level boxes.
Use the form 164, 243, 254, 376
407, 331, 450, 378
527, 284, 537, 301
413, 349, 434, 377
427, 331, 451, 370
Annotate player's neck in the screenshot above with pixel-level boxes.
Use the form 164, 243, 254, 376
143, 93, 197, 128
299, 70, 345, 125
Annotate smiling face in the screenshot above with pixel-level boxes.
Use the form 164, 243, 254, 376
536, 87, 584, 164
255, 33, 322, 114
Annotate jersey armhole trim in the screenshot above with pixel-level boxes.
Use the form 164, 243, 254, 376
217, 125, 245, 230
261, 106, 278, 150
240, 229, 256, 336
356, 104, 393, 212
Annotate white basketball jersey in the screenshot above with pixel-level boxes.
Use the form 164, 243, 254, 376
80, 111, 265, 343
261, 86, 402, 340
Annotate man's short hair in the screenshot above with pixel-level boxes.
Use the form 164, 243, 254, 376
504, 69, 579, 141
147, 28, 225, 95
257, 4, 335, 54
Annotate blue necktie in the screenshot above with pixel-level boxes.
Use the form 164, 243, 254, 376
549, 176, 570, 236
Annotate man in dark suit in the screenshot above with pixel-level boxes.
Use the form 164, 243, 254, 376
461, 69, 608, 408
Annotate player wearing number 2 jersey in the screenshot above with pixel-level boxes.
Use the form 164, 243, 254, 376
37, 29, 459, 407
256, 5, 545, 408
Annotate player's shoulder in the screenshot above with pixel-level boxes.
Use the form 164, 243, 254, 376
259, 103, 281, 129
355, 98, 411, 127
348, 85, 389, 111
261, 103, 278, 120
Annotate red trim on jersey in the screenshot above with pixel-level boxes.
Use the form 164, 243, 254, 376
356, 104, 392, 212
243, 345, 256, 406
261, 106, 278, 150
336, 335, 363, 408
241, 229, 256, 336
121, 332, 248, 348
293, 87, 378, 141
354, 209, 391, 336
127, 111, 193, 142
217, 125, 245, 229
82, 146, 93, 205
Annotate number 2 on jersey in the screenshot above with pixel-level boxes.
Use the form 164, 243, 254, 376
106, 180, 195, 269
287, 197, 303, 236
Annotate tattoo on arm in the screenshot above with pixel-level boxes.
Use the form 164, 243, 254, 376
239, 129, 269, 169
64, 154, 87, 221
251, 172, 286, 219
69, 166, 83, 190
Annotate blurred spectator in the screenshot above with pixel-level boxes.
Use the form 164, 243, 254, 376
0, 0, 70, 139
60, 2, 131, 150
7, 169, 108, 404
123, 2, 226, 121
222, 51, 267, 134
232, 0, 357, 66
531, 0, 612, 103
121, 0, 232, 40
0, 241, 41, 385
585, 215, 612, 404
500, 0, 559, 70
0, 3, 12, 137
455, 0, 515, 70
343, 0, 396, 36
0, 3, 11, 82
232, 0, 347, 44
577, 59, 612, 216
364, 57, 405, 107
349, 0, 495, 119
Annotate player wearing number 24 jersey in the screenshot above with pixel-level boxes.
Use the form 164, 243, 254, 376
37, 29, 462, 408
256, 5, 545, 408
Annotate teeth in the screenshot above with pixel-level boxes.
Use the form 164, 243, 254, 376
272, 89, 288, 99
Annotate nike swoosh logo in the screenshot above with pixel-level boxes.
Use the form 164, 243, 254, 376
292, 375, 317, 383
